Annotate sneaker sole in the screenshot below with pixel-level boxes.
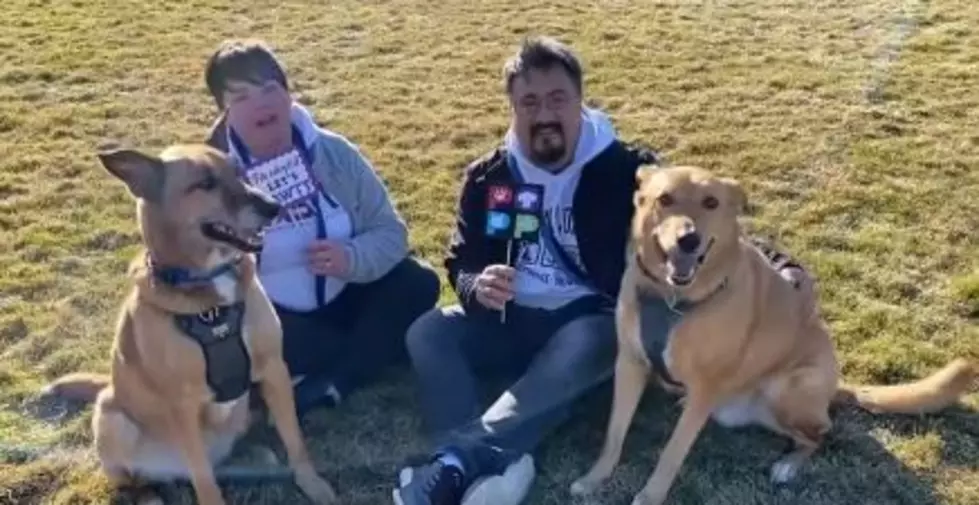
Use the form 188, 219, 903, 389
391, 467, 412, 505
462, 454, 535, 505
398, 467, 413, 487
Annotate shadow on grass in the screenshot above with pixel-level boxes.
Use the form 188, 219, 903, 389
531, 384, 973, 505
20, 366, 974, 505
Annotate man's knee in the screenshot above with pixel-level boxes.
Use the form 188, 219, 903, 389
554, 314, 616, 351
405, 305, 465, 363
540, 314, 617, 379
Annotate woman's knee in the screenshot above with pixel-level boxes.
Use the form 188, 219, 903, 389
388, 256, 442, 308
410, 256, 442, 305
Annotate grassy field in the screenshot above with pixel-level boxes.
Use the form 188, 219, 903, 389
1, 0, 978, 504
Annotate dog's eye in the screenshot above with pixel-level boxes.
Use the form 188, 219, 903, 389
702, 195, 719, 210
657, 193, 674, 207
194, 174, 218, 192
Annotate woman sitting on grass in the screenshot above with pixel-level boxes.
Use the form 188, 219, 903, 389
203, 39, 441, 418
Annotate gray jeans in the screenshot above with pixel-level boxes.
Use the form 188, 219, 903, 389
404, 296, 616, 479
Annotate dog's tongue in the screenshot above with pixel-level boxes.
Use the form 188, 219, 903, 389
668, 254, 699, 280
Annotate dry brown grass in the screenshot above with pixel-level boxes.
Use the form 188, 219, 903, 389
1, 0, 977, 504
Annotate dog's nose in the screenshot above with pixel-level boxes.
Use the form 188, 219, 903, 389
677, 232, 701, 254
251, 193, 282, 219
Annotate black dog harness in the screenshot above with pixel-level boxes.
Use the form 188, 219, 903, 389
173, 302, 252, 403
146, 254, 253, 403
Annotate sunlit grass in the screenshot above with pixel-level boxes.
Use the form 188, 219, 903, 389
1, 0, 976, 503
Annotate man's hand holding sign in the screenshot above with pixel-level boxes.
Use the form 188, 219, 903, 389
480, 183, 543, 322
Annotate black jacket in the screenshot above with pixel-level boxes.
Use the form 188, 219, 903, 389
445, 139, 660, 316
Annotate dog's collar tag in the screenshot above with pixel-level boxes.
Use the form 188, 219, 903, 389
174, 302, 246, 345
665, 291, 683, 315
197, 307, 232, 339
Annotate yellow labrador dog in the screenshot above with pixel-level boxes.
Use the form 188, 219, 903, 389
570, 165, 976, 505
42, 144, 337, 505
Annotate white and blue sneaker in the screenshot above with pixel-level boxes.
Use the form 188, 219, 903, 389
393, 454, 535, 505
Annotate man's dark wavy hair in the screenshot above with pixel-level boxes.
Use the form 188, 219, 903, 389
502, 35, 584, 95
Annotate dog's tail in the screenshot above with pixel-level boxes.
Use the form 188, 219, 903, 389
40, 372, 111, 403
833, 358, 977, 415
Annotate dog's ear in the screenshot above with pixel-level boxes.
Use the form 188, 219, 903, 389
635, 166, 655, 187
719, 177, 747, 214
96, 147, 164, 201
634, 168, 657, 208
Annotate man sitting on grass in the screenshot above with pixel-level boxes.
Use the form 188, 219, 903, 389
393, 35, 658, 505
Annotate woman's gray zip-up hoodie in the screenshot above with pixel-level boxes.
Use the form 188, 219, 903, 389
206, 102, 409, 310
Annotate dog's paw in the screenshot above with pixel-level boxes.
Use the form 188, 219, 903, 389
294, 469, 337, 504
570, 459, 620, 496
630, 490, 668, 505
770, 457, 802, 485
630, 494, 656, 505
569, 475, 604, 496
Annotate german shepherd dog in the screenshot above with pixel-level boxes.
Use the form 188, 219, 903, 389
43, 144, 338, 505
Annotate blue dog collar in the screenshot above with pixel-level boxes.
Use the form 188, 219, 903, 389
147, 255, 242, 288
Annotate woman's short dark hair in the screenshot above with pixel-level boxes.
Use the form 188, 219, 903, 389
204, 39, 289, 109
502, 36, 584, 95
